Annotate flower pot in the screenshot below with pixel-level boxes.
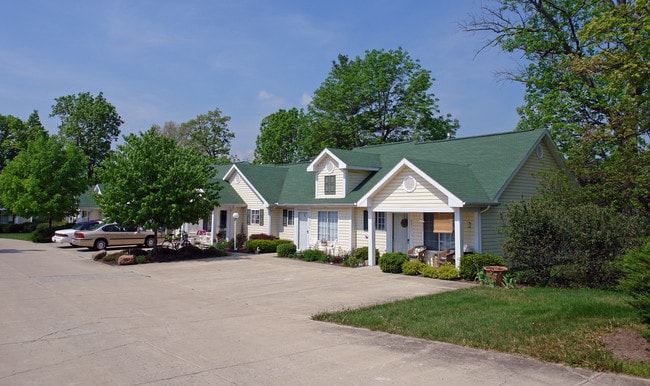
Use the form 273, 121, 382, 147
484, 266, 508, 286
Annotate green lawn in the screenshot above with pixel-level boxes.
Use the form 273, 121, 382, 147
0, 233, 33, 241
313, 286, 650, 378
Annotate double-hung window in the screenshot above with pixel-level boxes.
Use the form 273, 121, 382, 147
324, 175, 336, 195
282, 209, 294, 226
317, 211, 338, 242
247, 209, 264, 226
363, 211, 386, 231
423, 213, 454, 251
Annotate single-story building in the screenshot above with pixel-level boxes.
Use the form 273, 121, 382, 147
191, 129, 564, 268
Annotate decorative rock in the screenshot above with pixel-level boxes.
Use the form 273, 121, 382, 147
117, 255, 136, 265
92, 250, 107, 261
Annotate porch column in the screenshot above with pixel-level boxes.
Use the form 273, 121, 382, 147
367, 201, 376, 266
453, 207, 464, 270
210, 208, 217, 246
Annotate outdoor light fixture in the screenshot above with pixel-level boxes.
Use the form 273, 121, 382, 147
232, 212, 239, 250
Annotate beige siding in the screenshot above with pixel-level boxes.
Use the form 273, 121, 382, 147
229, 173, 264, 207
462, 210, 476, 252
410, 212, 424, 247
346, 170, 371, 194
482, 141, 558, 254
373, 167, 448, 210
276, 209, 295, 241
314, 156, 345, 198
310, 207, 352, 254
354, 208, 368, 250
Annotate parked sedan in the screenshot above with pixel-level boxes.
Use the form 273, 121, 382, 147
51, 221, 101, 245
71, 223, 156, 250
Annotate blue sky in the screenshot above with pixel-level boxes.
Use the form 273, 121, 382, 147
1, 0, 525, 160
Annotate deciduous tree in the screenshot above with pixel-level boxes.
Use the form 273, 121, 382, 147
0, 133, 88, 226
254, 108, 309, 164
180, 107, 235, 164
51, 91, 123, 181
95, 128, 221, 246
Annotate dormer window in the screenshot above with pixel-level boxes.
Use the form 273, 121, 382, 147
324, 175, 336, 195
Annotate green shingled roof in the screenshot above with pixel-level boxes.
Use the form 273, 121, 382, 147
222, 129, 553, 206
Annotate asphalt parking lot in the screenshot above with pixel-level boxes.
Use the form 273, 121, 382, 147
1, 239, 648, 385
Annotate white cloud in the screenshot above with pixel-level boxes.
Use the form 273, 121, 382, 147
300, 93, 312, 106
257, 90, 285, 109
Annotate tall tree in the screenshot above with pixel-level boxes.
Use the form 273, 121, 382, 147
95, 128, 221, 246
51, 91, 123, 181
0, 111, 46, 171
153, 121, 191, 147
180, 107, 235, 164
306, 47, 459, 154
0, 134, 88, 226
463, 0, 650, 215
254, 108, 309, 164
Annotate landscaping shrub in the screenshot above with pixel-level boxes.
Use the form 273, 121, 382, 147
343, 257, 364, 267
135, 255, 148, 264
249, 233, 278, 240
236, 233, 248, 250
437, 263, 459, 280
277, 242, 297, 257
31, 223, 59, 243
619, 238, 650, 324
502, 199, 645, 288
303, 249, 327, 262
379, 252, 409, 273
421, 265, 438, 278
402, 260, 426, 275
244, 239, 276, 253
353, 246, 379, 261
459, 253, 505, 281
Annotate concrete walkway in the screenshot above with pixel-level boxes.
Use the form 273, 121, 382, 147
0, 239, 647, 385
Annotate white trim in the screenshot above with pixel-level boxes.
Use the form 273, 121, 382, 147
307, 149, 346, 172
357, 159, 465, 208
222, 165, 270, 207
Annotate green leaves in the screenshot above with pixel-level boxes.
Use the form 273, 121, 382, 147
95, 128, 221, 236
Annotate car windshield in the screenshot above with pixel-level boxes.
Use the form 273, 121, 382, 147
72, 222, 97, 231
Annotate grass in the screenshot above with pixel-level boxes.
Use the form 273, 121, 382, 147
0, 233, 33, 241
313, 286, 650, 378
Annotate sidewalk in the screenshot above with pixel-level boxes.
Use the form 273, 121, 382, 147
0, 239, 647, 385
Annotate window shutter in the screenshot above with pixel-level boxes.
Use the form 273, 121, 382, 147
282, 210, 288, 226
433, 213, 454, 233
246, 209, 251, 225
363, 210, 368, 231
259, 209, 264, 226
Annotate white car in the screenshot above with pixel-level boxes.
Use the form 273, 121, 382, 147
52, 221, 101, 245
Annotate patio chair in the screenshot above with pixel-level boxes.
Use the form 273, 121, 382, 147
408, 245, 427, 262
437, 249, 455, 265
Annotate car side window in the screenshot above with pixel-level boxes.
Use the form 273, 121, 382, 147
104, 225, 118, 232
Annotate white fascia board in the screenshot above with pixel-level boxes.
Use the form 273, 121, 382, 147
223, 165, 269, 207
306, 149, 347, 172
357, 159, 465, 208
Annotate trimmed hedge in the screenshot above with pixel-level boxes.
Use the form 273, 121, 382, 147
379, 252, 409, 273
302, 249, 327, 262
459, 253, 505, 281
438, 263, 460, 280
277, 243, 297, 257
244, 238, 291, 253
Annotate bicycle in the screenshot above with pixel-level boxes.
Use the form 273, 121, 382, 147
161, 231, 191, 250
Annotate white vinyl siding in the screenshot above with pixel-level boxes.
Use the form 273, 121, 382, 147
315, 167, 345, 199
482, 140, 557, 254
229, 172, 264, 207
346, 170, 371, 194
373, 168, 448, 211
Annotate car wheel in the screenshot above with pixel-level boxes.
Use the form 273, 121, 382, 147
94, 239, 108, 250
144, 236, 155, 248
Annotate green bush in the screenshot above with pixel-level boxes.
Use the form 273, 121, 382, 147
459, 253, 505, 281
30, 223, 61, 243
502, 199, 645, 288
402, 260, 426, 275
303, 249, 327, 262
619, 239, 650, 324
379, 252, 409, 273
352, 246, 379, 261
135, 255, 148, 264
420, 265, 438, 278
244, 239, 276, 253
437, 263, 459, 280
277, 243, 297, 257
343, 257, 364, 267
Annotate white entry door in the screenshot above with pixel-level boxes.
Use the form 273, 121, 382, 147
297, 211, 310, 251
392, 213, 409, 252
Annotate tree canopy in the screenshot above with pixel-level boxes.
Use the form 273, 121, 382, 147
0, 111, 47, 171
254, 108, 308, 164
180, 107, 235, 164
95, 128, 221, 244
255, 47, 459, 161
51, 91, 123, 181
0, 133, 88, 225
463, 0, 650, 215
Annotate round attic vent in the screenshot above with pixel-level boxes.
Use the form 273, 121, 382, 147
536, 144, 544, 158
233, 174, 241, 184
402, 175, 416, 192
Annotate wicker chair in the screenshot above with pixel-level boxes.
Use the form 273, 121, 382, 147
407, 245, 428, 262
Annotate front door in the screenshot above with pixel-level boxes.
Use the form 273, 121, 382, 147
392, 213, 409, 252
297, 211, 310, 251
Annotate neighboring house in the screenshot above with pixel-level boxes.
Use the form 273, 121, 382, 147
74, 184, 103, 223
195, 129, 564, 267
